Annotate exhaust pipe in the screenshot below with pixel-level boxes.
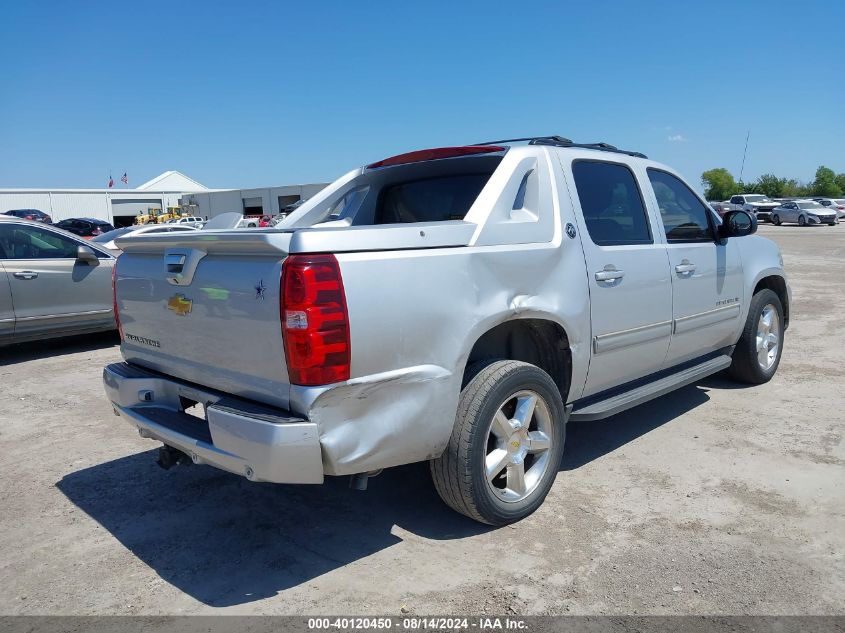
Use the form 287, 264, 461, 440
349, 469, 384, 491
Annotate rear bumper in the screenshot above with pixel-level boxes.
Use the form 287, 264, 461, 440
102, 362, 324, 484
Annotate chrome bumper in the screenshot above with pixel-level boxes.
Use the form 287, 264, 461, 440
102, 363, 324, 484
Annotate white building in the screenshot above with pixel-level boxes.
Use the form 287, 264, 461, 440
180, 182, 328, 220
0, 171, 208, 227
0, 171, 329, 227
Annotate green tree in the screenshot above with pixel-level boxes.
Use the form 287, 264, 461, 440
812, 166, 843, 197
835, 173, 845, 196
756, 174, 786, 198
738, 180, 759, 194
701, 168, 738, 200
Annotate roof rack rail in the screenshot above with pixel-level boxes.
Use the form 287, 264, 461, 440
473, 136, 647, 159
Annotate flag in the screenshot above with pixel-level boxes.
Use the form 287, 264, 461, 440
121, 172, 128, 185
108, 174, 114, 188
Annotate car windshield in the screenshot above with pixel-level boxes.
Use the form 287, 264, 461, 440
836, 200, 845, 205
91, 227, 135, 242
797, 202, 824, 209
745, 195, 768, 202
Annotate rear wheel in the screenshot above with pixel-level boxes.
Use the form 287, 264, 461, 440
728, 289, 784, 384
798, 215, 806, 226
430, 360, 566, 525
772, 214, 781, 226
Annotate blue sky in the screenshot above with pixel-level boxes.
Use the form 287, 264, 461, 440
1, 0, 843, 191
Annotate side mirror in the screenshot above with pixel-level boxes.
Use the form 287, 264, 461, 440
719, 210, 757, 240
76, 244, 100, 265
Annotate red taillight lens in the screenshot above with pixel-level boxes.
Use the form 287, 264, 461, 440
112, 263, 123, 340
281, 254, 350, 386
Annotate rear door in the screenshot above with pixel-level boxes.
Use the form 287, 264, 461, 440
644, 169, 744, 366
565, 159, 673, 397
0, 222, 114, 338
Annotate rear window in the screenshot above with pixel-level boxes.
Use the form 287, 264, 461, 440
571, 160, 652, 246
304, 154, 503, 227
375, 174, 492, 224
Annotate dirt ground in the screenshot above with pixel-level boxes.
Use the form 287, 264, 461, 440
0, 224, 843, 616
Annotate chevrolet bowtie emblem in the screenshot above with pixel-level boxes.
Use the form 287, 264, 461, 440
167, 294, 193, 316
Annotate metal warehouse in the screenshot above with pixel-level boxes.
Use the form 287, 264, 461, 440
1, 171, 328, 227
0, 171, 208, 227
179, 182, 328, 220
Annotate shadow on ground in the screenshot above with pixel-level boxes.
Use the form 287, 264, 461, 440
562, 383, 712, 470
57, 383, 715, 607
57, 457, 486, 607
0, 332, 119, 366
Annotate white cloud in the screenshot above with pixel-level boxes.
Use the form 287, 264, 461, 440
667, 134, 687, 142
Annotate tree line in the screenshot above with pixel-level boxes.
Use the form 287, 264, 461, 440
701, 166, 845, 201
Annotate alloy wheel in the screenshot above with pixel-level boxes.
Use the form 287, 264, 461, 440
756, 304, 780, 370
484, 390, 554, 503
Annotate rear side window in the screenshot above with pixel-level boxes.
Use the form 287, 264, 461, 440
571, 161, 652, 246
647, 169, 714, 242
375, 174, 491, 224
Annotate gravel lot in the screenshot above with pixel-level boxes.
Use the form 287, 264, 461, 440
1, 225, 843, 616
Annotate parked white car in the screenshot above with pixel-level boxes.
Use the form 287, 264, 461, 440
173, 216, 205, 228
814, 198, 845, 219
104, 136, 790, 525
726, 194, 780, 222
91, 224, 198, 253
770, 200, 839, 226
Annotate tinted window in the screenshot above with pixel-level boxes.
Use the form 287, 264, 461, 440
571, 161, 652, 246
375, 174, 490, 224
0, 224, 80, 259
647, 169, 714, 242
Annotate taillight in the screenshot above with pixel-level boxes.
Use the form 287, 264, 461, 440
112, 263, 123, 340
281, 254, 350, 386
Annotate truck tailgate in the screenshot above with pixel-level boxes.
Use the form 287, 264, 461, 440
115, 230, 294, 409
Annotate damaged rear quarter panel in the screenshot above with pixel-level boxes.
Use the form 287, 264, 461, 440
308, 239, 591, 477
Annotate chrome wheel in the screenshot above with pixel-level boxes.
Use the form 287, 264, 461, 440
756, 304, 780, 370
484, 390, 553, 503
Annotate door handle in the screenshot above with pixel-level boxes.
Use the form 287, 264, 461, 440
595, 267, 625, 282
13, 271, 38, 280
675, 261, 696, 275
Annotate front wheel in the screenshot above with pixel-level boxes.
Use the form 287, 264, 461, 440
728, 289, 784, 384
430, 360, 566, 525
772, 214, 781, 226
798, 215, 806, 226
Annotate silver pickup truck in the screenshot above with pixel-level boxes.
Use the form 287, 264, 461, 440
103, 136, 790, 525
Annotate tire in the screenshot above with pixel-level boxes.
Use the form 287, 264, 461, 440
430, 360, 566, 526
728, 289, 784, 384
772, 214, 781, 226
798, 215, 806, 226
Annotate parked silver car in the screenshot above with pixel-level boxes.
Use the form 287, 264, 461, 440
771, 200, 839, 226
0, 216, 116, 345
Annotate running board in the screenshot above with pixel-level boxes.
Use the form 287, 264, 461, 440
569, 354, 732, 422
